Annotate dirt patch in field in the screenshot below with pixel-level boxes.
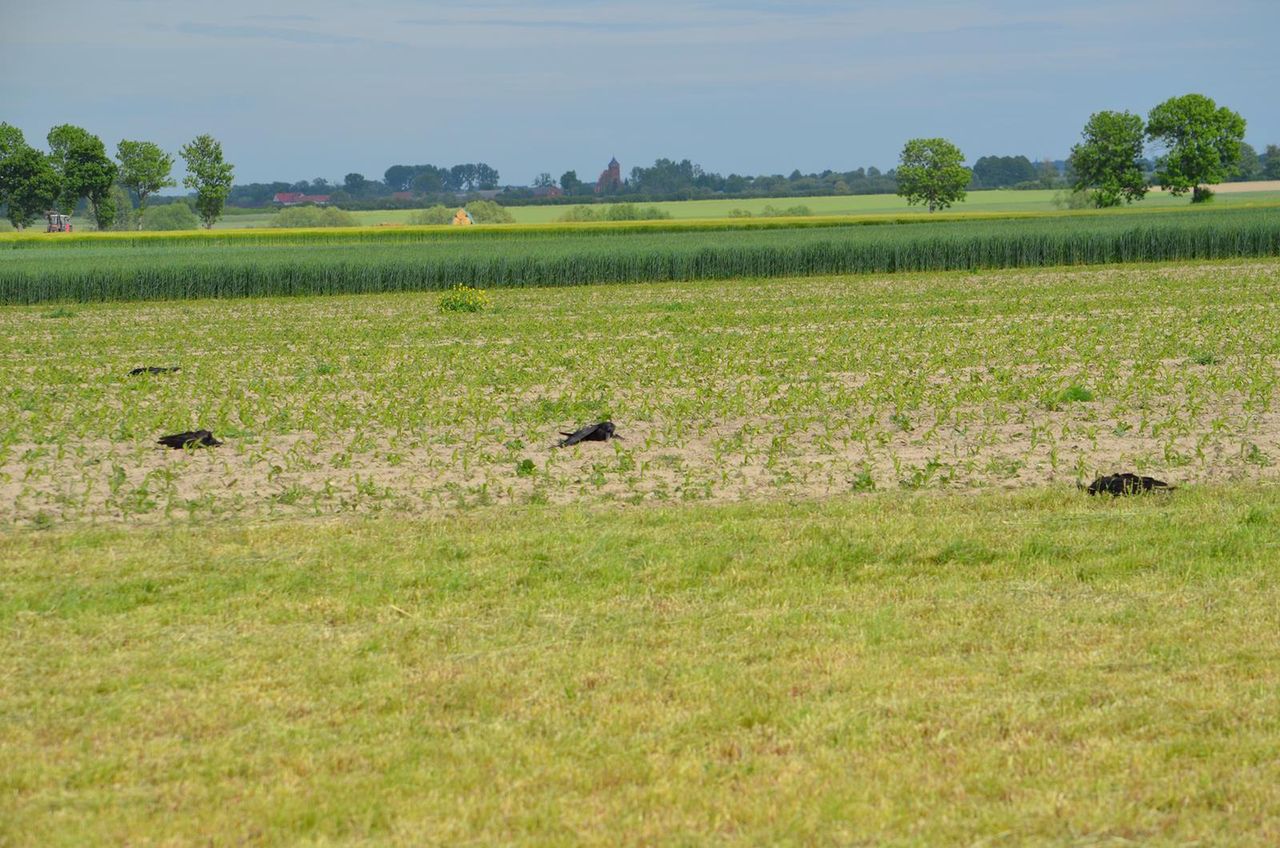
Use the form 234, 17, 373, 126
5, 396, 1279, 526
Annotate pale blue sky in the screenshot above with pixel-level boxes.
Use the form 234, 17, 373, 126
2, 0, 1276, 185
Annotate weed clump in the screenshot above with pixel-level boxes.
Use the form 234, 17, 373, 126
1044, 384, 1094, 409
439, 284, 493, 314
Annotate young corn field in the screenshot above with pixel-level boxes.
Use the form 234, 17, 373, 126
4, 259, 1280, 525
2, 207, 1278, 304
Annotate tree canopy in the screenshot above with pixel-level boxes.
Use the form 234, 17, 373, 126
383, 162, 500, 193
971, 155, 1037, 189
895, 138, 970, 212
0, 122, 26, 159
180, 134, 235, 228
0, 125, 60, 230
116, 140, 175, 229
1068, 110, 1149, 208
1146, 94, 1246, 202
47, 124, 118, 228
558, 170, 581, 194
1264, 145, 1280, 180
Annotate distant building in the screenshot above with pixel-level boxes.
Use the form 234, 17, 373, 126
595, 157, 622, 193
273, 192, 332, 206
391, 191, 415, 201
532, 185, 563, 198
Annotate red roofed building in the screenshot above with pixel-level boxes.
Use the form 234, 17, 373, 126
273, 192, 332, 206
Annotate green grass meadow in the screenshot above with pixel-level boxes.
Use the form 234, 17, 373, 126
4, 488, 1280, 845
212, 186, 1280, 227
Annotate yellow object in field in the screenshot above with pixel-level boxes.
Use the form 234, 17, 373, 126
452, 208, 474, 226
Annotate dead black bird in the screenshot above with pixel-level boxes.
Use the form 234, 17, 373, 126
128, 366, 181, 376
556, 421, 620, 447
1082, 473, 1174, 496
157, 430, 222, 450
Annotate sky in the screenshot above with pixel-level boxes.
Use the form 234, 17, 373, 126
2, 0, 1277, 186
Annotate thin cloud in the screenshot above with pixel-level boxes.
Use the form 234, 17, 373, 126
244, 14, 321, 23
397, 16, 684, 33
176, 21, 365, 46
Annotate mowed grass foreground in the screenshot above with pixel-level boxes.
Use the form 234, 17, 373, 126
3, 488, 1280, 845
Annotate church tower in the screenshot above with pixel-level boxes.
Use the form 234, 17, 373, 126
595, 157, 622, 193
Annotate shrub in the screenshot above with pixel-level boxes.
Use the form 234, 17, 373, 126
438, 284, 493, 313
557, 206, 601, 222
1051, 190, 1094, 210
760, 204, 813, 218
465, 200, 514, 224
407, 206, 454, 225
556, 203, 672, 223
605, 203, 670, 221
268, 206, 357, 228
141, 202, 199, 231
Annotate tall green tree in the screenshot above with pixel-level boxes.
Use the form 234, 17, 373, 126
116, 140, 175, 229
0, 122, 26, 159
47, 124, 118, 228
107, 184, 136, 231
180, 134, 235, 229
0, 128, 60, 230
895, 138, 970, 212
559, 170, 582, 194
343, 172, 369, 195
971, 155, 1036, 189
1264, 144, 1280, 180
1231, 142, 1261, 181
1067, 110, 1149, 208
1037, 159, 1061, 189
1146, 94, 1246, 203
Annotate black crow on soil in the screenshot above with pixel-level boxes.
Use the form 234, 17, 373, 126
557, 421, 619, 447
1083, 473, 1173, 496
128, 366, 181, 376
157, 430, 222, 449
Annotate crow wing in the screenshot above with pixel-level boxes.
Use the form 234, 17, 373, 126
557, 424, 599, 447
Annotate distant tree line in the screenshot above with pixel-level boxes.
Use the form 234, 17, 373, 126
226, 162, 501, 209
228, 122, 1272, 213
6, 92, 1275, 228
504, 159, 902, 205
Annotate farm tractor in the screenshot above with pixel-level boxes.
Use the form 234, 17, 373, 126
45, 211, 73, 233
